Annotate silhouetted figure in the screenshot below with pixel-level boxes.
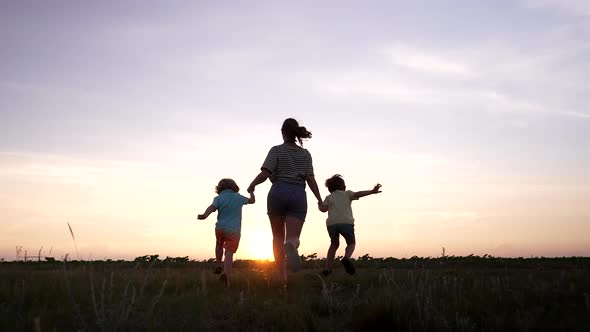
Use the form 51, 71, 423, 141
319, 174, 382, 276
197, 178, 255, 287
247, 118, 323, 284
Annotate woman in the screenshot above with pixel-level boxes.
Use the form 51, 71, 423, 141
247, 118, 323, 282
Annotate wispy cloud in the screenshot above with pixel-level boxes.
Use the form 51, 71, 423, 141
304, 42, 589, 119
309, 71, 431, 104
307, 69, 587, 118
523, 0, 590, 17
381, 45, 474, 78
0, 151, 174, 186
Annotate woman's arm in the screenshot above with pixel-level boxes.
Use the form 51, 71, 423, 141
247, 169, 271, 193
306, 175, 323, 204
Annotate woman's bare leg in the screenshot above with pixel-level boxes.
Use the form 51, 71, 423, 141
284, 216, 304, 272
285, 216, 304, 249
270, 215, 286, 281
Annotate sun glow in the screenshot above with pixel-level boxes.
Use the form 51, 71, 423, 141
243, 230, 274, 260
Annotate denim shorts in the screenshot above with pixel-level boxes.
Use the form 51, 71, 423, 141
267, 181, 307, 221
327, 224, 356, 245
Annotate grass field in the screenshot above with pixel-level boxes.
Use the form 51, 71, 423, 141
1, 255, 589, 331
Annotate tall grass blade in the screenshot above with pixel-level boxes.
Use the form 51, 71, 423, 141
67, 222, 80, 260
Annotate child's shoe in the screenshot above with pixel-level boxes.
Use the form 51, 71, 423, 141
341, 258, 356, 275
322, 269, 332, 276
284, 242, 301, 272
213, 266, 223, 274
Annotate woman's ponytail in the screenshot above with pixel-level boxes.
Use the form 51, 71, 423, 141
282, 118, 312, 146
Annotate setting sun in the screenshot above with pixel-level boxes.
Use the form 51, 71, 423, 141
243, 230, 274, 260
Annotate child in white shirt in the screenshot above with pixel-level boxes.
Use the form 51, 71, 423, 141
318, 174, 381, 275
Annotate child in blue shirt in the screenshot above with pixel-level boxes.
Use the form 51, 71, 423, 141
198, 178, 255, 287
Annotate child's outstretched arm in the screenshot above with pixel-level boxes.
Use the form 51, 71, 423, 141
197, 204, 217, 220
352, 183, 382, 200
248, 191, 255, 204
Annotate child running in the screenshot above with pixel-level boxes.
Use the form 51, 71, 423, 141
318, 174, 381, 276
197, 178, 255, 287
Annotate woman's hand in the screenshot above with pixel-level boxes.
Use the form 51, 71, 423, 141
318, 201, 328, 212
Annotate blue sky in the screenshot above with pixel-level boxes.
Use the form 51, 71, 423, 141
1, 1, 589, 260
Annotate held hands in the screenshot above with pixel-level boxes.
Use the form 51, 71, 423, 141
317, 200, 328, 212
372, 183, 382, 194
197, 214, 206, 220
247, 185, 255, 193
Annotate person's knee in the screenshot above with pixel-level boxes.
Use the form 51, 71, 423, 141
330, 240, 340, 248
286, 238, 300, 249
344, 234, 356, 247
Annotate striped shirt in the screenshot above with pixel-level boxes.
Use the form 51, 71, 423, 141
261, 143, 314, 185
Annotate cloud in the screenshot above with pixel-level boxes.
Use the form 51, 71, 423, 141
302, 41, 589, 119
307, 69, 586, 118
522, 0, 590, 17
382, 45, 474, 78
308, 71, 432, 104
0, 151, 160, 185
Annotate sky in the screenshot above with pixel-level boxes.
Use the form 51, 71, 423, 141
1, 0, 589, 261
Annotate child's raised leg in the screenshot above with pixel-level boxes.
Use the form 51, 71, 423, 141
219, 231, 239, 288
342, 225, 356, 259
344, 243, 356, 259
223, 249, 234, 276
341, 225, 356, 275
219, 249, 234, 288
